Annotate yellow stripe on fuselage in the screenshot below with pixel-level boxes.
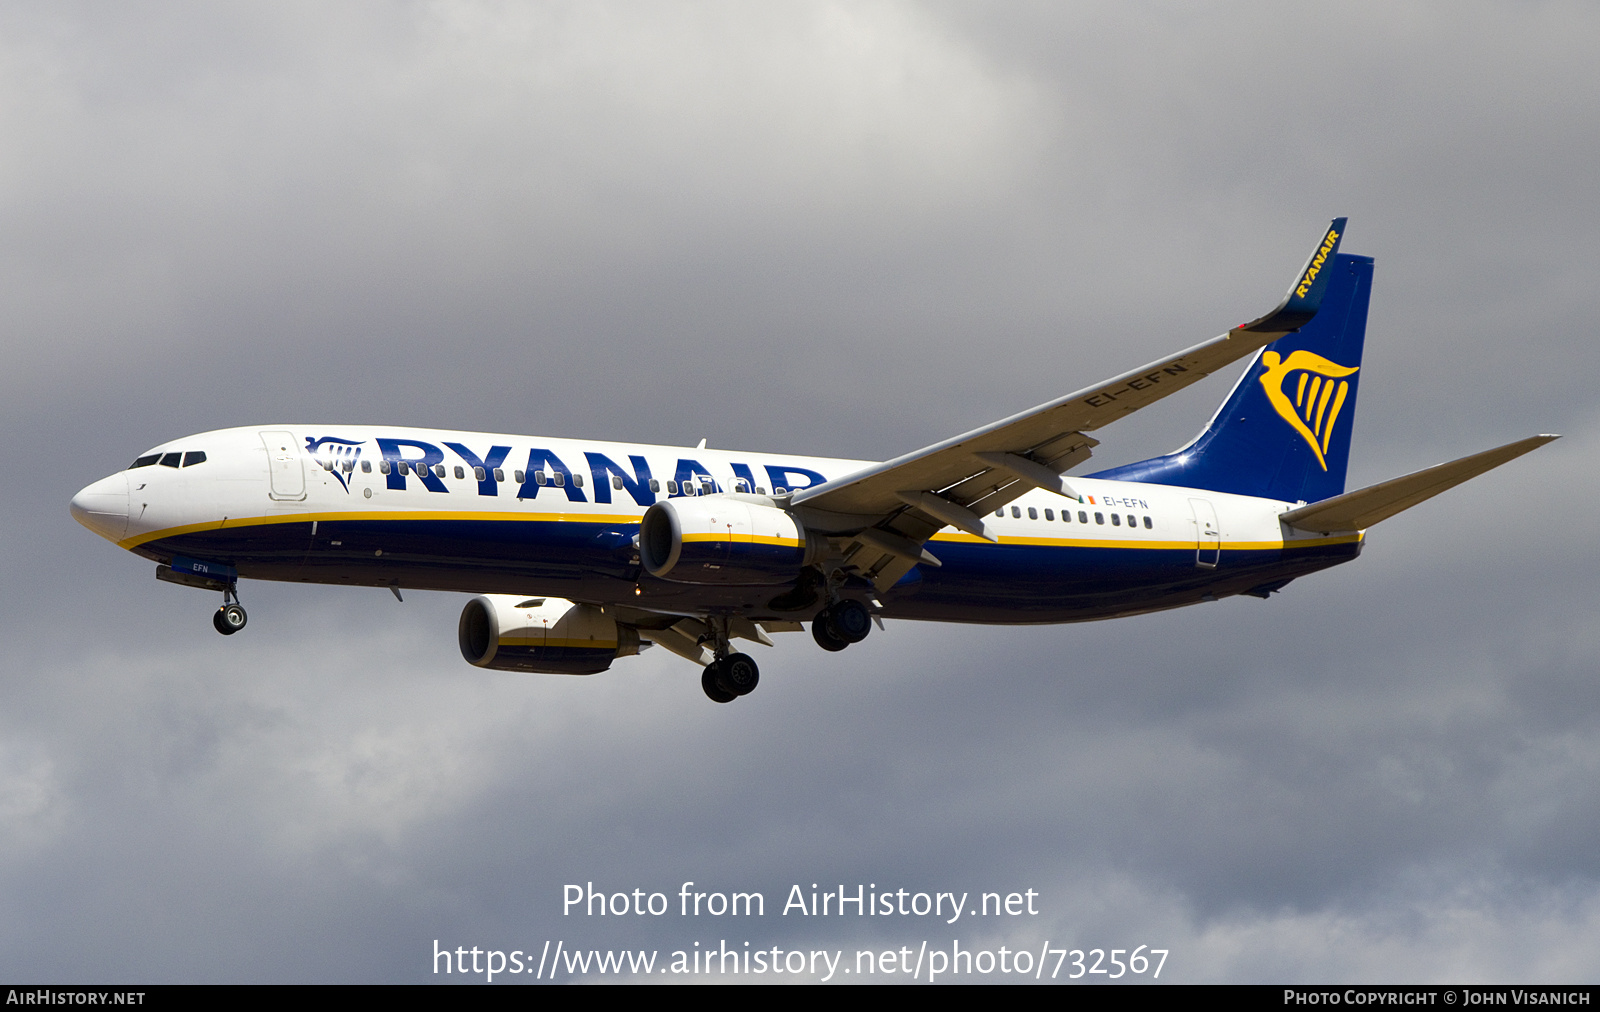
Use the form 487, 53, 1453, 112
117, 508, 648, 550
120, 509, 1363, 554
928, 530, 1363, 551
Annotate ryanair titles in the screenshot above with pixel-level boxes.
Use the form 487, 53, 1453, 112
1294, 226, 1341, 299
305, 434, 828, 508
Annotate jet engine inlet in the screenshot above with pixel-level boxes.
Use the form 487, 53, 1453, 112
458, 594, 639, 674
637, 496, 821, 585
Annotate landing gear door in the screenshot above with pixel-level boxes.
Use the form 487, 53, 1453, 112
261, 431, 307, 501
1188, 497, 1220, 568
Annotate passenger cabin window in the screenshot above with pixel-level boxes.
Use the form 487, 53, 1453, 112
1011, 506, 1021, 518
362, 460, 372, 473
1143, 516, 1153, 529
473, 466, 486, 481
130, 454, 161, 469
1126, 514, 1136, 528
649, 479, 661, 493
666, 480, 678, 494
535, 471, 548, 486
757, 487, 766, 495
612, 476, 624, 490
1028, 507, 1038, 520
182, 451, 207, 467
1094, 512, 1104, 524
774, 486, 787, 495
341, 460, 353, 473
379, 461, 391, 475
995, 509, 1004, 518
1079, 511, 1088, 523
455, 466, 465, 479
434, 464, 446, 478
513, 470, 525, 483
1044, 509, 1053, 521
553, 472, 565, 487
159, 452, 181, 468
493, 468, 504, 482
1111, 513, 1121, 526
572, 473, 583, 488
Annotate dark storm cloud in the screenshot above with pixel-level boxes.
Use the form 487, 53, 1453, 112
2, 0, 1597, 982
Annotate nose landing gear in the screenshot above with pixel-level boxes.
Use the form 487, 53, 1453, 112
213, 604, 247, 635
213, 586, 247, 636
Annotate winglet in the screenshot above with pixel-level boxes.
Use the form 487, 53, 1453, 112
1238, 217, 1348, 333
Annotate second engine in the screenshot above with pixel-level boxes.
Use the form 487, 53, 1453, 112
458, 595, 641, 674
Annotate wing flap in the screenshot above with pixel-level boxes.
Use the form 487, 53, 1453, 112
1279, 434, 1558, 533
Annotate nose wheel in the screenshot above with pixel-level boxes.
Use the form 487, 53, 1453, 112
213, 604, 247, 635
213, 585, 247, 636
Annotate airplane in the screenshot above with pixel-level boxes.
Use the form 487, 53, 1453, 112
70, 219, 1555, 703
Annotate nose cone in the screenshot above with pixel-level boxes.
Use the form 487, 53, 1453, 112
70, 473, 130, 542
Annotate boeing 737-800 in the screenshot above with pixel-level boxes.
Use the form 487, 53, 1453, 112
70, 220, 1554, 702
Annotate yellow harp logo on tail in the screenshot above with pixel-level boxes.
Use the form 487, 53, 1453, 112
1258, 350, 1359, 471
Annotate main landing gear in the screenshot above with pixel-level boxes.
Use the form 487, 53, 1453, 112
812, 598, 871, 652
701, 653, 759, 703
690, 599, 874, 703
212, 585, 247, 636
698, 615, 761, 703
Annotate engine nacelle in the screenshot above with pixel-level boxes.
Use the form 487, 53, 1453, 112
639, 495, 822, 585
458, 595, 640, 674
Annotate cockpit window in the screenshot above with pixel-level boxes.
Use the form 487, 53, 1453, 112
133, 449, 209, 469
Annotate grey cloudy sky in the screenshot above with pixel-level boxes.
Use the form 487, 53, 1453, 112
3, 1, 1598, 983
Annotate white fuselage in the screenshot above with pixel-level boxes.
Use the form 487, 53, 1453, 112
72, 425, 1361, 626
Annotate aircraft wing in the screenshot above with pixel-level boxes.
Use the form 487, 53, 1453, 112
1279, 434, 1558, 533
789, 219, 1349, 589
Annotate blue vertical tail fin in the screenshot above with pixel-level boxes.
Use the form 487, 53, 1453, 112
1088, 252, 1374, 504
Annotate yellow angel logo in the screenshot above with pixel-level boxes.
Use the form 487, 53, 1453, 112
1258, 350, 1359, 470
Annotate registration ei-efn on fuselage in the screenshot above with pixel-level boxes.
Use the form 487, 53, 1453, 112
69, 220, 1556, 703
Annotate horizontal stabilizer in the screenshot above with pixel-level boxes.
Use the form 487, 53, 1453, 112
1279, 434, 1558, 533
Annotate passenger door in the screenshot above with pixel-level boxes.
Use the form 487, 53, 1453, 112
261, 431, 306, 501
